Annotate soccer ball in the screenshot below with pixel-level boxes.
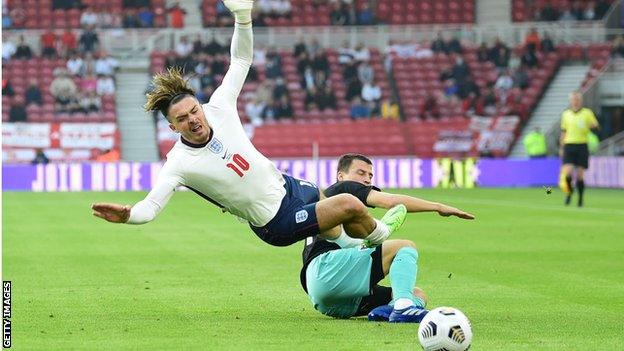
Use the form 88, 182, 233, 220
418, 307, 472, 351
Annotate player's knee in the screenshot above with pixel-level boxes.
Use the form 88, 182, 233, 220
337, 194, 367, 218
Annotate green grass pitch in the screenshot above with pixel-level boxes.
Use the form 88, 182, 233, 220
3, 188, 624, 350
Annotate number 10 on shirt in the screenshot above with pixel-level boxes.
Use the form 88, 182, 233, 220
227, 154, 250, 177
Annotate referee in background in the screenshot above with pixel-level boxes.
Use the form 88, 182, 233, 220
559, 91, 600, 207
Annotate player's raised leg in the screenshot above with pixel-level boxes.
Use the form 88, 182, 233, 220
315, 192, 407, 247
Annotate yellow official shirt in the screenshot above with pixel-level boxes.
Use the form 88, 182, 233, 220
560, 107, 598, 144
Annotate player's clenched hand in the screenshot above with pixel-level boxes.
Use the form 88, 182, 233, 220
437, 205, 475, 220
91, 203, 131, 223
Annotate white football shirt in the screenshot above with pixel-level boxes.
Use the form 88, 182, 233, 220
127, 24, 287, 227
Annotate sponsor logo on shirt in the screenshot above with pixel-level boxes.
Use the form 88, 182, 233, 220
208, 138, 223, 154
295, 210, 308, 223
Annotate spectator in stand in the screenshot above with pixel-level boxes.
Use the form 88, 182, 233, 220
451, 56, 471, 82
380, 98, 400, 120
95, 52, 120, 77
353, 43, 370, 62
79, 90, 102, 112
60, 29, 78, 57
495, 69, 514, 100
559, 3, 577, 21
50, 69, 78, 113
583, 1, 596, 20
137, 6, 155, 27
168, 2, 186, 28
79, 25, 100, 54
312, 51, 330, 84
482, 85, 497, 115
462, 91, 483, 116
265, 48, 283, 79
67, 52, 85, 76
2, 79, 14, 96
175, 36, 193, 57
337, 41, 355, 64
293, 37, 307, 58
316, 84, 337, 111
476, 43, 489, 62
361, 80, 381, 115
421, 92, 440, 119
81, 73, 98, 92
513, 64, 531, 90
245, 95, 266, 126
25, 79, 42, 105
570, 1, 585, 20
31, 149, 50, 164
216, 1, 232, 26
122, 8, 141, 28
345, 74, 362, 102
2, 6, 11, 29
431, 32, 447, 54
98, 9, 119, 28
81, 6, 99, 28
53, 0, 81, 10
357, 2, 375, 25
521, 48, 539, 69
612, 35, 624, 58
304, 86, 317, 110
489, 38, 510, 69
14, 36, 33, 59
524, 28, 541, 52
274, 0, 292, 18
301, 65, 316, 91
350, 97, 371, 120
447, 33, 462, 54
272, 77, 288, 100
2, 35, 16, 60
96, 74, 116, 95
357, 61, 374, 84
540, 1, 559, 21
274, 95, 293, 119
541, 32, 556, 53
41, 27, 57, 58
9, 96, 27, 122
330, 1, 348, 25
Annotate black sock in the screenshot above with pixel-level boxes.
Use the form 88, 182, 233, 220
577, 180, 585, 203
565, 175, 574, 195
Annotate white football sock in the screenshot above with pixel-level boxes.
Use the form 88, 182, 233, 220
365, 219, 390, 246
327, 229, 364, 248
394, 298, 415, 310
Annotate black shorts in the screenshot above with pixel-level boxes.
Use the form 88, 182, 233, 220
354, 246, 392, 316
563, 143, 589, 169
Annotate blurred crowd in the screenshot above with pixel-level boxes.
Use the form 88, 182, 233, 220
3, 30, 118, 121
529, 0, 612, 21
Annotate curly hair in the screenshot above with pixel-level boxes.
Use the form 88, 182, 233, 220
144, 67, 196, 119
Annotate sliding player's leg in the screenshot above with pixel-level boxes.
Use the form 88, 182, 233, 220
367, 240, 429, 323
305, 246, 383, 319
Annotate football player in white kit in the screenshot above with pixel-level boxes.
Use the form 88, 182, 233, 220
91, 0, 407, 248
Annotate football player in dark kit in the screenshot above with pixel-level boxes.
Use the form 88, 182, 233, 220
300, 154, 475, 323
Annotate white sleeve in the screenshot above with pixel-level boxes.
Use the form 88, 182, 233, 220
208, 23, 253, 109
126, 162, 183, 224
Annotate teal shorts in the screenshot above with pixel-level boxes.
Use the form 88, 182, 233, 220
305, 246, 386, 319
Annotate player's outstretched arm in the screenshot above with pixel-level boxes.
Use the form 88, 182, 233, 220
209, 0, 254, 108
366, 191, 475, 220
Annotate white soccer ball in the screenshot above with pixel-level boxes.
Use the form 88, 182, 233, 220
418, 307, 473, 351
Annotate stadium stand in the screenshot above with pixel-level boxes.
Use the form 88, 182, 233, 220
202, 0, 475, 27
512, 0, 614, 22
4, 0, 167, 29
